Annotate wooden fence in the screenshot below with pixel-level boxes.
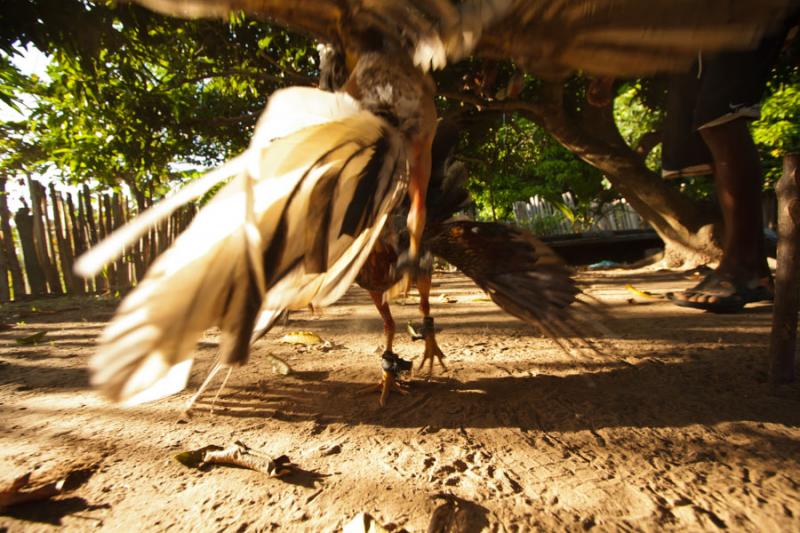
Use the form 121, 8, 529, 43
0, 176, 197, 302
513, 193, 647, 236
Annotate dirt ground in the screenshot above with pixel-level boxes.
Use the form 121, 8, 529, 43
0, 268, 798, 532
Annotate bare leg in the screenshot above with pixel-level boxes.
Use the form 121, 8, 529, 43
406, 133, 434, 275
416, 272, 446, 377
674, 119, 772, 306
701, 119, 770, 282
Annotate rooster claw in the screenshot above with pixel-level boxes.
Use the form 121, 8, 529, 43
415, 317, 447, 377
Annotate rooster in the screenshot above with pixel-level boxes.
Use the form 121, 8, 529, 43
77, 11, 440, 406
77, 0, 795, 407
355, 119, 584, 405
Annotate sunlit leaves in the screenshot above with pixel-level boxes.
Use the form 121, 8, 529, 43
753, 67, 800, 183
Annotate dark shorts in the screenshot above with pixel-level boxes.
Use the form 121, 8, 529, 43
662, 32, 786, 178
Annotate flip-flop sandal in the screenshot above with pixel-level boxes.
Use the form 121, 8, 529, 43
666, 271, 773, 313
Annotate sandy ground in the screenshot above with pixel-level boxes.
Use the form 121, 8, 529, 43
0, 269, 799, 532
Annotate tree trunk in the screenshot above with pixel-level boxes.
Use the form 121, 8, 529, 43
532, 83, 723, 265
0, 177, 26, 298
446, 83, 724, 266
27, 177, 62, 294
768, 153, 799, 384
14, 207, 47, 296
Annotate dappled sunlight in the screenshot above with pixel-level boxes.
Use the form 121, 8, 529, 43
1, 271, 798, 531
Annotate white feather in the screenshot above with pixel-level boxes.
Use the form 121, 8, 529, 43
87, 87, 406, 404
73, 153, 249, 278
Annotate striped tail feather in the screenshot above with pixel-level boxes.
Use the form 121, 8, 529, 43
87, 87, 406, 405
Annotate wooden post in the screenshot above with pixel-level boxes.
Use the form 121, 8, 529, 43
0, 231, 11, 302
49, 183, 81, 294
768, 153, 800, 384
82, 184, 99, 245
111, 192, 130, 290
0, 176, 26, 298
75, 189, 95, 293
95, 193, 110, 294
14, 206, 47, 296
129, 187, 147, 282
65, 192, 87, 294
27, 177, 62, 295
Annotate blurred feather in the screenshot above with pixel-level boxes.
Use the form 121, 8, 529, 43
130, 0, 796, 77
86, 87, 406, 404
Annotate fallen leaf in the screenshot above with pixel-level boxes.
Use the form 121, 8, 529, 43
0, 466, 95, 509
279, 331, 323, 345
175, 445, 223, 468
15, 331, 47, 345
175, 441, 293, 477
624, 284, 664, 300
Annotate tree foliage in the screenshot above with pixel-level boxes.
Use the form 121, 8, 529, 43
753, 66, 800, 182
461, 113, 609, 225
2, 1, 318, 202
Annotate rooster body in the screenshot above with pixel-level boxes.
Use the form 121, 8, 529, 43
81, 49, 438, 405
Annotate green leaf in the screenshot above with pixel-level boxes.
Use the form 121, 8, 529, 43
15, 331, 48, 345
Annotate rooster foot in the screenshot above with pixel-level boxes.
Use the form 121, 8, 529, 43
411, 317, 446, 378
360, 351, 412, 406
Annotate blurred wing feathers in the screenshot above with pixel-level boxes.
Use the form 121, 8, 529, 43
428, 0, 797, 75
131, 0, 796, 77
88, 87, 405, 404
425, 221, 581, 328
129, 0, 344, 42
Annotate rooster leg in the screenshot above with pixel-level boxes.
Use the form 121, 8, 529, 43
405, 133, 434, 286
369, 290, 395, 352
416, 272, 446, 377
360, 351, 411, 406
362, 291, 412, 406
379, 367, 410, 407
